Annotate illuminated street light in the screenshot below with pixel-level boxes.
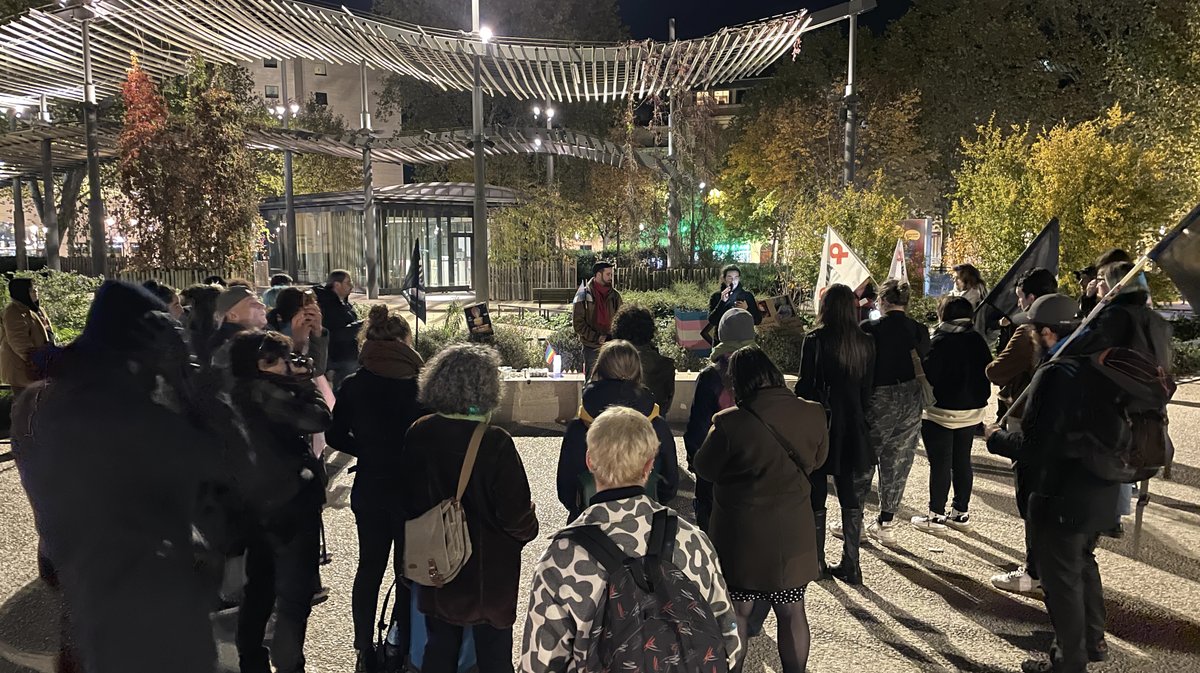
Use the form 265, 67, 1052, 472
479, 26, 493, 43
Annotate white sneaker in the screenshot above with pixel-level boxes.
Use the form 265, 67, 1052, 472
946, 508, 973, 531
910, 512, 949, 534
991, 567, 1041, 593
867, 519, 899, 546
829, 519, 865, 542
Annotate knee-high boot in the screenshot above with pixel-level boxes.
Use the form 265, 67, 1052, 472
814, 509, 832, 580
831, 508, 863, 585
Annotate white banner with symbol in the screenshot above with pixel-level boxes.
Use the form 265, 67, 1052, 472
814, 226, 874, 305
887, 238, 908, 282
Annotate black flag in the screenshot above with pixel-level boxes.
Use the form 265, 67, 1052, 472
402, 241, 427, 323
1151, 202, 1200, 309
977, 218, 1061, 327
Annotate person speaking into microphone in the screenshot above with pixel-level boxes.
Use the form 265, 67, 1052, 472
708, 265, 763, 332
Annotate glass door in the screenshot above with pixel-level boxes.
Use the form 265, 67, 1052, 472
450, 234, 472, 288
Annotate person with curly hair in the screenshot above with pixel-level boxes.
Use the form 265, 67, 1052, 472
401, 344, 538, 673
611, 305, 675, 411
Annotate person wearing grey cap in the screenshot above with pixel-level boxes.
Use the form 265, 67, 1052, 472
684, 307, 757, 533
985, 293, 1116, 673
210, 286, 268, 369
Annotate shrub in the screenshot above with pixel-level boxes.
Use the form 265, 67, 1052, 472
622, 282, 711, 319
491, 326, 538, 369
545, 325, 585, 373
757, 321, 809, 374
0, 270, 102, 344
653, 316, 708, 372
1175, 340, 1200, 376
1171, 315, 1200, 343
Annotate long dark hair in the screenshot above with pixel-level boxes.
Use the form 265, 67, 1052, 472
814, 284, 873, 380
267, 287, 306, 331
728, 346, 786, 405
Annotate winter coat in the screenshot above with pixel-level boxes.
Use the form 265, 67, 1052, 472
1064, 292, 1173, 371
987, 362, 1120, 534
327, 340, 426, 510
0, 300, 52, 388
557, 379, 679, 521
694, 386, 829, 591
230, 374, 332, 524
635, 342, 676, 412
794, 328, 874, 476
314, 284, 361, 364
683, 347, 745, 469
571, 279, 622, 349
401, 415, 539, 628
987, 323, 1039, 418
11, 357, 224, 673
708, 285, 762, 328
923, 320, 993, 412
520, 491, 742, 673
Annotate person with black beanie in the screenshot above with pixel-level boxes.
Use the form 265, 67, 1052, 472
1, 277, 54, 392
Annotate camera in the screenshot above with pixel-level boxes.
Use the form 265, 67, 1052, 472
1072, 265, 1097, 282
286, 353, 314, 376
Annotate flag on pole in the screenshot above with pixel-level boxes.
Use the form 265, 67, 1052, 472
544, 342, 558, 366
887, 238, 908, 282
401, 241, 427, 323
976, 218, 1060, 326
1150, 202, 1200, 309
814, 226, 874, 305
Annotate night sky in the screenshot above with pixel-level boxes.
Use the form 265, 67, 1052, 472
337, 1, 912, 39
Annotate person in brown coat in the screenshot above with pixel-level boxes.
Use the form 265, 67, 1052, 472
401, 344, 539, 673
572, 262, 622, 377
1, 277, 54, 392
694, 346, 829, 673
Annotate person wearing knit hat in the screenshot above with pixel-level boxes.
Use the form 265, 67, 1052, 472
684, 306, 759, 534
11, 279, 223, 673
211, 286, 268, 369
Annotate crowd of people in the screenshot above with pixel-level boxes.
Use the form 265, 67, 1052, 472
0, 246, 1176, 673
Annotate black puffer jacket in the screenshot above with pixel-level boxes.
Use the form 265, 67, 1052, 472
557, 379, 679, 520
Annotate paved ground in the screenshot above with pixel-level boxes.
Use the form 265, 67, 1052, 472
0, 382, 1198, 672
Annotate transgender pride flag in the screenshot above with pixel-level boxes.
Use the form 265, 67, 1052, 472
675, 310, 712, 356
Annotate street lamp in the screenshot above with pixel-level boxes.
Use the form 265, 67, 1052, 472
532, 105, 556, 186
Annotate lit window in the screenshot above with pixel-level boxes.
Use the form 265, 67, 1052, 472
711, 90, 731, 105
264, 58, 278, 68
314, 62, 328, 76
265, 85, 280, 99
314, 92, 329, 106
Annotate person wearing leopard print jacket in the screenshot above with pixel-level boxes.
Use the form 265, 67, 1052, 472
520, 406, 742, 673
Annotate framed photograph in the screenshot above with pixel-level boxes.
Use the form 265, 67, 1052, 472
463, 302, 494, 338
756, 299, 777, 328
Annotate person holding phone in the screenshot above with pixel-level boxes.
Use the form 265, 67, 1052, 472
709, 265, 762, 332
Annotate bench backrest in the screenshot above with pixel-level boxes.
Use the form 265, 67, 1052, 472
532, 287, 577, 304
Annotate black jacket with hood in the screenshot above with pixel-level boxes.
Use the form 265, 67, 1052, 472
557, 379, 679, 520
314, 284, 361, 364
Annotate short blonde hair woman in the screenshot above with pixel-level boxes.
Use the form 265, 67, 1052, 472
586, 405, 660, 489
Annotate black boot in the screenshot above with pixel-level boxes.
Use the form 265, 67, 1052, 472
355, 646, 378, 673
814, 509, 832, 580
830, 508, 863, 585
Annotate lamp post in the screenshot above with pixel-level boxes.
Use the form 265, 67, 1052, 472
280, 58, 300, 281
8, 110, 26, 271
470, 1, 490, 303
532, 104, 555, 187
689, 181, 706, 265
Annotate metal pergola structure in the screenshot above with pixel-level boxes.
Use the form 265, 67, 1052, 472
0, 123, 679, 182
0, 0, 873, 298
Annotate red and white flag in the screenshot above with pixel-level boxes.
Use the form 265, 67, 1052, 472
814, 226, 873, 304
887, 238, 908, 283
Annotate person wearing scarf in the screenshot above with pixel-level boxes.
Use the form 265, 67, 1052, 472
911, 296, 993, 534
572, 262, 622, 378
326, 305, 426, 672
1, 277, 55, 392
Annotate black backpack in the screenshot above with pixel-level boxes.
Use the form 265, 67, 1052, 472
1055, 347, 1175, 483
557, 510, 730, 673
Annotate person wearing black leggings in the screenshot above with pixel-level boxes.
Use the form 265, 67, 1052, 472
912, 296, 992, 534
796, 284, 876, 584
326, 306, 426, 672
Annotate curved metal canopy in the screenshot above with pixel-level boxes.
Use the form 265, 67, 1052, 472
0, 0, 811, 104
0, 122, 678, 182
